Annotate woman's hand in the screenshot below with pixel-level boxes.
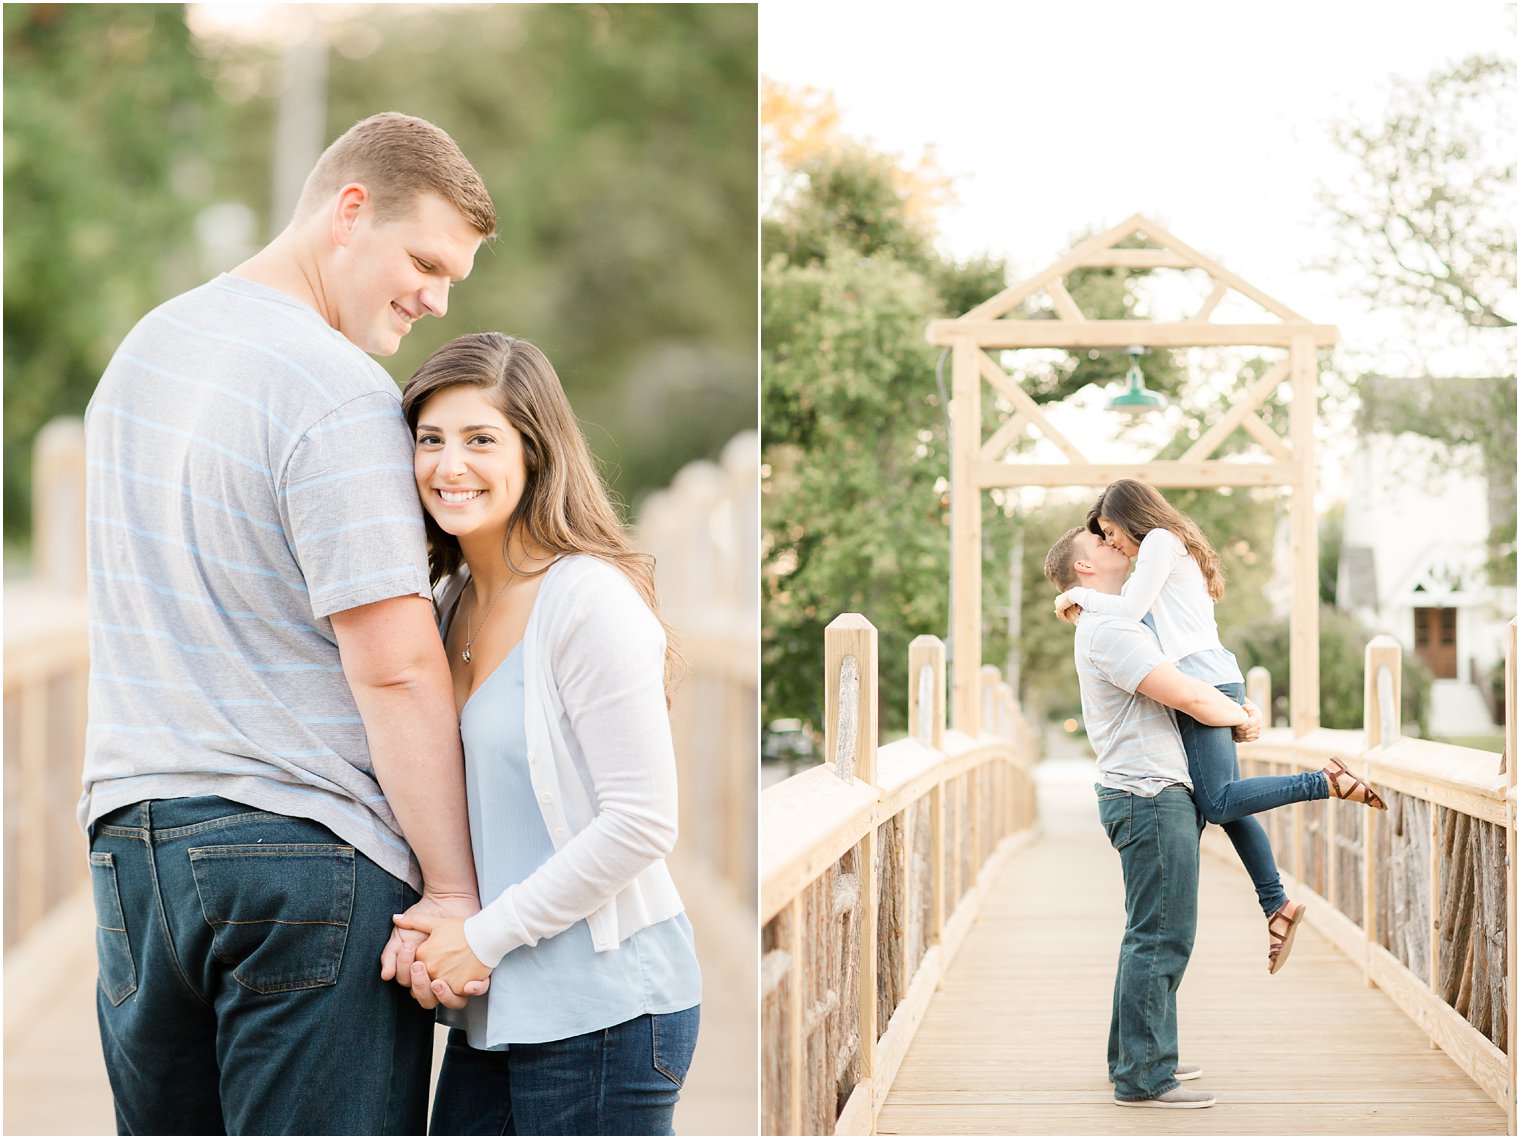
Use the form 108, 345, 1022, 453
1052, 591, 1081, 624
392, 911, 494, 1001
1232, 699, 1264, 743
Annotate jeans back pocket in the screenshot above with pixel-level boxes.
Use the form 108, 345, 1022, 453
189, 844, 354, 994
1096, 790, 1135, 852
89, 851, 138, 1006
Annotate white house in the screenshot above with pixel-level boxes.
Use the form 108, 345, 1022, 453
1336, 430, 1513, 736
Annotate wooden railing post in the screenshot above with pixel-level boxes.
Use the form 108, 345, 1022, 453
824, 614, 879, 1112
1246, 665, 1271, 727
1505, 617, 1517, 1135
1365, 635, 1403, 750
33, 417, 87, 596
1363, 636, 1401, 980
908, 636, 946, 752
976, 666, 1000, 868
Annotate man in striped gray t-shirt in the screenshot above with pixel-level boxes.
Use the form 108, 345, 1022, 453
1044, 526, 1261, 1112
83, 113, 493, 1135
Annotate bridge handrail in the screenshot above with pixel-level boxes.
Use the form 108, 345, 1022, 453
1234, 626, 1517, 1131
760, 618, 1040, 1135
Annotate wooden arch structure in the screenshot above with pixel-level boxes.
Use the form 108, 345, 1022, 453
926, 213, 1337, 737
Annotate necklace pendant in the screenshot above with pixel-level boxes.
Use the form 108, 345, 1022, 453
461, 647, 472, 664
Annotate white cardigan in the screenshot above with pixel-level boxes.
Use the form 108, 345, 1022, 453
1066, 527, 1227, 664
439, 555, 685, 966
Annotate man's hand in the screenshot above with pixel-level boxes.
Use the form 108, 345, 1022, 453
381, 892, 489, 1009
1232, 699, 1264, 744
392, 911, 493, 1000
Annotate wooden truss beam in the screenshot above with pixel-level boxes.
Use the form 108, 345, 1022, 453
928, 319, 1337, 349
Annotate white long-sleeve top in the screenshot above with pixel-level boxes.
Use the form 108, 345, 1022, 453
1066, 527, 1240, 683
439, 555, 686, 966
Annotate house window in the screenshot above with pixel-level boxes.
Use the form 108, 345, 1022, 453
1413, 607, 1457, 679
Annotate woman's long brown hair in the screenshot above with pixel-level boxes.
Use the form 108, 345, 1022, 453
401, 332, 680, 699
1086, 478, 1225, 601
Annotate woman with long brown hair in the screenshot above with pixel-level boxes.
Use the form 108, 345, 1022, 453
389, 332, 699, 1135
1053, 478, 1385, 974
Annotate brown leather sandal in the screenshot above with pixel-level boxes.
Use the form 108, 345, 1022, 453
1324, 756, 1388, 811
1267, 900, 1307, 975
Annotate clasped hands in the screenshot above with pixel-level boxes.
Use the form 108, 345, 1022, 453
380, 892, 493, 1010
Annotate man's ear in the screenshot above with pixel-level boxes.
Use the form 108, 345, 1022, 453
1072, 557, 1096, 579
330, 183, 370, 248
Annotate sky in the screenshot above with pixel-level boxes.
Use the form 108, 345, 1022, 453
761, 1, 1514, 378
760, 1, 1516, 503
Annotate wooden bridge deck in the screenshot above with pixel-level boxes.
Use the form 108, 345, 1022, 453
2, 850, 755, 1136
877, 758, 1507, 1136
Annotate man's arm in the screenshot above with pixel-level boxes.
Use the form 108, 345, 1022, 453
331, 594, 475, 893
1136, 660, 1252, 728
330, 594, 483, 1006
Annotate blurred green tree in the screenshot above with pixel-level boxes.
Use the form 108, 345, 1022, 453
4, 3, 756, 550
4, 3, 229, 548
1319, 51, 1516, 580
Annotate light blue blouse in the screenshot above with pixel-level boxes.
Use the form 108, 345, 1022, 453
445, 644, 701, 1050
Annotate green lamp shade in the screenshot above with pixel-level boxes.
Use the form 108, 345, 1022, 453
1107, 357, 1168, 415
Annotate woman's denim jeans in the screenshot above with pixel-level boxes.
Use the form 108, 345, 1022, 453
429, 1006, 700, 1135
1098, 785, 1201, 1102
1174, 681, 1330, 917
89, 796, 434, 1135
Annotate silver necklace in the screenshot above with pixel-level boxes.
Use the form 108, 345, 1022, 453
461, 577, 512, 664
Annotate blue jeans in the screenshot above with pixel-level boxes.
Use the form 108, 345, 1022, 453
1099, 785, 1202, 1102
88, 796, 433, 1135
1174, 681, 1330, 916
428, 1006, 701, 1135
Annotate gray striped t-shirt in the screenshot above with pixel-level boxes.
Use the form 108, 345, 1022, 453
79, 274, 432, 889
1074, 611, 1192, 797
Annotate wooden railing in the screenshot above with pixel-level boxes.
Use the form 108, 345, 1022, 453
3, 417, 90, 951
759, 616, 1040, 1135
637, 430, 760, 907
1233, 620, 1518, 1132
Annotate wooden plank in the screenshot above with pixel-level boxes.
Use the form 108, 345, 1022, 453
875, 770, 1505, 1135
978, 413, 1029, 463
1180, 357, 1291, 463
1289, 333, 1320, 735
760, 769, 880, 923
1194, 280, 1230, 322
956, 215, 1149, 322
977, 351, 1088, 464
1366, 942, 1509, 1107
836, 1081, 873, 1135
787, 897, 803, 1136
1505, 619, 1516, 1133
927, 319, 1339, 349
972, 459, 1299, 489
1044, 280, 1085, 322
1075, 248, 1193, 269
875, 769, 1501, 1131
1131, 213, 1308, 322
950, 339, 981, 735
826, 614, 879, 786
1239, 411, 1295, 461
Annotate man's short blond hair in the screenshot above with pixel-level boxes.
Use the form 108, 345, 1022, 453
294, 112, 495, 237
1043, 527, 1087, 591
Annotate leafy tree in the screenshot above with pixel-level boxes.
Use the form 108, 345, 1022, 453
5, 4, 757, 548
762, 131, 1010, 734
4, 3, 229, 545
1319, 51, 1516, 578
1319, 53, 1514, 332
